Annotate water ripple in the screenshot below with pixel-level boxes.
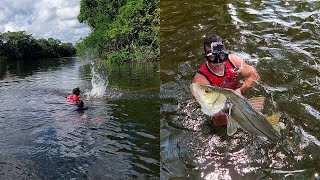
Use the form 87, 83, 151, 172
0, 58, 159, 178
161, 0, 320, 178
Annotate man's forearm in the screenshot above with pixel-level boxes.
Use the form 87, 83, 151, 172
238, 73, 260, 93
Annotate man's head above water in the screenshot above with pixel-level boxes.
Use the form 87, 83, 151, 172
73, 87, 81, 96
75, 100, 84, 108
203, 35, 228, 64
203, 35, 224, 52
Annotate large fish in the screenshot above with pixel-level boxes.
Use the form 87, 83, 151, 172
190, 83, 280, 140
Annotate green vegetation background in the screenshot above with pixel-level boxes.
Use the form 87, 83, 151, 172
76, 0, 160, 62
0, 31, 76, 60
0, 0, 159, 62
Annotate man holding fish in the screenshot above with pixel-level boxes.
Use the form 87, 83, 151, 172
191, 34, 280, 140
192, 34, 260, 126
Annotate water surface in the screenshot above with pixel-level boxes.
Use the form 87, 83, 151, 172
0, 57, 160, 179
161, 0, 320, 179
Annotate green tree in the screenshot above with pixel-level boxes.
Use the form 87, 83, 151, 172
0, 31, 33, 59
77, 0, 159, 62
0, 31, 76, 60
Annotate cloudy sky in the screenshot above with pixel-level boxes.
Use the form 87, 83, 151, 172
0, 0, 90, 43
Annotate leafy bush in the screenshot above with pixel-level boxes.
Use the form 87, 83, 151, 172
76, 0, 159, 62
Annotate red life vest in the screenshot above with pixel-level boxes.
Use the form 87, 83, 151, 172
196, 56, 240, 90
66, 94, 80, 103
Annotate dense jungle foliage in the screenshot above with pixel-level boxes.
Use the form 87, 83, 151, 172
76, 0, 160, 62
0, 31, 76, 60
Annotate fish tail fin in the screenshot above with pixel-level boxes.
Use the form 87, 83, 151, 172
266, 112, 281, 132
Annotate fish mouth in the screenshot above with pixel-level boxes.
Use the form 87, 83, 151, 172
190, 83, 205, 101
190, 83, 227, 115
190, 83, 213, 103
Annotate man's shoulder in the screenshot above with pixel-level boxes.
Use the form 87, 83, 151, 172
228, 54, 245, 67
193, 72, 210, 84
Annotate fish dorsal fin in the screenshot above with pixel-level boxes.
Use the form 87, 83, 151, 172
266, 113, 281, 132
227, 116, 238, 136
248, 96, 265, 112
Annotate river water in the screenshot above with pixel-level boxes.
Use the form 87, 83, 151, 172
0, 57, 160, 179
161, 0, 320, 179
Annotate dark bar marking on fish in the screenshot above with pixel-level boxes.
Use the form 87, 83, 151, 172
234, 103, 271, 138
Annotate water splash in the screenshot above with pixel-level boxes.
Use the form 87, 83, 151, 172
86, 60, 108, 98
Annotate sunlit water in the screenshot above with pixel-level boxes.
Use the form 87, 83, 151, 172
161, 0, 320, 179
0, 58, 159, 179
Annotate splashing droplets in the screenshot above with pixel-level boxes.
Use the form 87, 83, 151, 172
85, 60, 107, 98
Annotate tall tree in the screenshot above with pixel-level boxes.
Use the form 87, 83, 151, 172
77, 0, 159, 62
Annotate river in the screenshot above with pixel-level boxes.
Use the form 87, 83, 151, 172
0, 57, 160, 179
160, 0, 320, 179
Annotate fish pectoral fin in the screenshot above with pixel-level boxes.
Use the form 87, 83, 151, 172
227, 116, 238, 136
266, 112, 281, 132
248, 96, 265, 112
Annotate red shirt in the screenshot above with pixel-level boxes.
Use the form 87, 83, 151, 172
66, 94, 80, 103
197, 56, 240, 90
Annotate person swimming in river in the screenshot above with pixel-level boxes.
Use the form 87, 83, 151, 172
74, 100, 88, 119
75, 100, 88, 111
66, 87, 81, 103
